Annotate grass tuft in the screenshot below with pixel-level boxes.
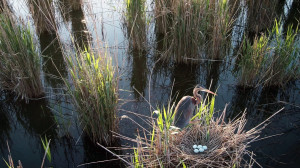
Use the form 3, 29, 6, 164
235, 19, 300, 87
0, 8, 44, 101
64, 45, 118, 145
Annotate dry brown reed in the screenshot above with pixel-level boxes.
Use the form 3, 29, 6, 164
27, 0, 57, 34
246, 0, 278, 34
130, 110, 259, 167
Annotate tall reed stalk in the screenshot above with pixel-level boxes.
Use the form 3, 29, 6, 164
64, 45, 118, 145
0, 9, 44, 100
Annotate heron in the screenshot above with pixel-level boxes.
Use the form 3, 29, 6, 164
173, 85, 216, 129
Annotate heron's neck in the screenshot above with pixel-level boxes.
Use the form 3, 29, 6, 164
195, 96, 201, 105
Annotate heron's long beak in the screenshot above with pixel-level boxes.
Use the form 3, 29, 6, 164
201, 88, 217, 95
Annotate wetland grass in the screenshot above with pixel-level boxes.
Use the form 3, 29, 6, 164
236, 19, 300, 87
154, 0, 237, 63
0, 9, 44, 100
266, 20, 300, 86
64, 45, 118, 145
124, 0, 148, 51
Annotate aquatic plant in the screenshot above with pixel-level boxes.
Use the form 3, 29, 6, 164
0, 9, 44, 100
154, 0, 238, 62
265, 20, 300, 86
236, 19, 299, 87
124, 0, 148, 50
64, 45, 118, 145
236, 34, 270, 87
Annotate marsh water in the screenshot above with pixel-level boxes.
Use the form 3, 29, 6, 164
0, 0, 300, 167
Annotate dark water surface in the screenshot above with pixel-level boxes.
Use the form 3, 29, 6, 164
1, 0, 300, 167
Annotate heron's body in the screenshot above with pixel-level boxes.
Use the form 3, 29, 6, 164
174, 96, 197, 128
173, 85, 215, 129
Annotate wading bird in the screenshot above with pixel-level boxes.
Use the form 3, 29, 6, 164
174, 85, 216, 128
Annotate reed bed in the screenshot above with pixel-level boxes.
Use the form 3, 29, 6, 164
124, 0, 148, 51
0, 9, 44, 101
64, 45, 118, 145
236, 19, 300, 87
154, 0, 238, 62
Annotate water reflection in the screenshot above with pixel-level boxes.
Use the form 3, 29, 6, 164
130, 49, 148, 99
284, 0, 300, 32
0, 91, 13, 153
40, 32, 67, 88
69, 0, 90, 49
205, 61, 222, 93
14, 99, 58, 139
82, 134, 123, 168
171, 63, 199, 104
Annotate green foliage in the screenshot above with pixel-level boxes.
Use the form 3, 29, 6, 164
64, 45, 118, 145
41, 136, 51, 163
236, 19, 300, 87
0, 11, 43, 100
124, 0, 147, 50
191, 94, 216, 126
155, 0, 236, 62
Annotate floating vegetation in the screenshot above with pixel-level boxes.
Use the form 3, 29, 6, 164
64, 45, 118, 145
236, 19, 300, 87
0, 9, 44, 100
154, 0, 238, 63
124, 0, 148, 51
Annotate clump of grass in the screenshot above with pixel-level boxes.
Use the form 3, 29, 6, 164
119, 93, 260, 167
266, 20, 300, 86
124, 0, 148, 50
235, 19, 300, 87
236, 34, 270, 87
0, 9, 44, 100
155, 0, 237, 63
64, 45, 118, 145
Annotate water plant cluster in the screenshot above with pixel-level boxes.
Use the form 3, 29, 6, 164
0, 8, 44, 101
154, 0, 238, 62
64, 46, 118, 145
236, 19, 300, 87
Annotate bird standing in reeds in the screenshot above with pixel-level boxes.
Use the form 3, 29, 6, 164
174, 85, 216, 128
